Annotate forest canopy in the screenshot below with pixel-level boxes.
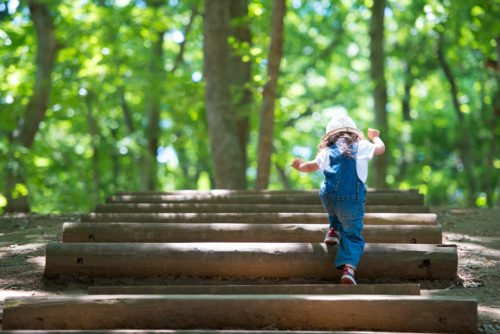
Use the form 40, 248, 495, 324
0, 0, 499, 213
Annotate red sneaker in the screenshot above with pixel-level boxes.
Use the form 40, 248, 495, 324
341, 267, 357, 285
324, 228, 339, 244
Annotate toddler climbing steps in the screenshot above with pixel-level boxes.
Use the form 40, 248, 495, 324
1, 188, 477, 333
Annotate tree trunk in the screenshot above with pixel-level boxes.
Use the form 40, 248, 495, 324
495, 36, 500, 207
480, 52, 498, 208
5, 1, 58, 212
120, 86, 135, 134
275, 162, 290, 190
401, 60, 412, 122
110, 127, 120, 193
5, 156, 29, 213
171, 4, 199, 189
437, 32, 476, 206
229, 0, 252, 170
172, 4, 198, 72
369, 0, 388, 189
122, 5, 198, 191
142, 31, 164, 191
255, 0, 286, 190
85, 91, 100, 203
484, 91, 497, 208
203, 0, 247, 189
395, 61, 411, 184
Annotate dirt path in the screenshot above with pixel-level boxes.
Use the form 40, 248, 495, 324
1, 209, 499, 332
427, 207, 500, 333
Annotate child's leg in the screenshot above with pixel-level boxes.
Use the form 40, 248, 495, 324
325, 213, 342, 244
333, 200, 365, 270
328, 213, 342, 232
320, 190, 342, 243
334, 218, 364, 269
341, 263, 357, 285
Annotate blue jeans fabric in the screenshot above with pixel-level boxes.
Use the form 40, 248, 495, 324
319, 143, 366, 270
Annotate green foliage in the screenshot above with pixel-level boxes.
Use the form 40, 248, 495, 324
0, 0, 499, 212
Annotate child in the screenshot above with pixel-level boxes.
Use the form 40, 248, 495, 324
291, 112, 385, 285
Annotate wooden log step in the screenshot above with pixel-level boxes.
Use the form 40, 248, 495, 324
87, 283, 421, 295
106, 192, 424, 206
44, 243, 457, 280
0, 328, 443, 334
116, 188, 420, 195
94, 203, 431, 214
62, 223, 442, 244
0, 331, 442, 334
2, 295, 477, 333
81, 212, 438, 225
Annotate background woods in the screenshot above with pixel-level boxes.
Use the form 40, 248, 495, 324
0, 0, 499, 213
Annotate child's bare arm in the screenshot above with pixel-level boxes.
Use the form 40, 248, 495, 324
367, 128, 385, 155
291, 158, 320, 173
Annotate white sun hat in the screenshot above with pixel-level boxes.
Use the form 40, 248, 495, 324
322, 110, 364, 141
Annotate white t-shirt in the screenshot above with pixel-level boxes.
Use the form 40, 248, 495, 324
313, 139, 375, 184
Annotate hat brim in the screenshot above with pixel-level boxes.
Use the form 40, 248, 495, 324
322, 127, 364, 142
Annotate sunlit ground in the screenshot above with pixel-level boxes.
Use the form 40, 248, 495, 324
424, 207, 500, 332
0, 209, 499, 332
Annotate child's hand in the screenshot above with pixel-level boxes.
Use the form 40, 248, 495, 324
367, 128, 380, 140
291, 158, 320, 173
291, 158, 304, 171
368, 128, 385, 155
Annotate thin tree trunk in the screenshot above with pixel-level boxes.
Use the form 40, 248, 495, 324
401, 60, 412, 122
437, 32, 476, 206
203, 0, 247, 189
229, 0, 252, 170
484, 92, 497, 208
120, 86, 135, 134
110, 127, 120, 192
171, 4, 200, 189
5, 157, 29, 213
122, 5, 198, 191
85, 90, 100, 203
172, 4, 198, 72
173, 131, 192, 189
369, 0, 388, 189
142, 31, 164, 191
395, 61, 412, 184
255, 0, 286, 190
5, 1, 58, 212
494, 36, 500, 207
480, 54, 497, 207
275, 162, 290, 190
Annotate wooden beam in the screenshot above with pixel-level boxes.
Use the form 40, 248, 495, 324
88, 283, 421, 295
44, 242, 457, 280
62, 223, 442, 244
106, 192, 424, 206
81, 212, 438, 225
2, 295, 477, 333
94, 203, 430, 214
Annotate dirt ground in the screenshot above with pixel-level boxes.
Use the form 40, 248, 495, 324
0, 208, 499, 333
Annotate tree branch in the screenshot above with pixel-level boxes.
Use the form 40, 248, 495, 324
172, 3, 199, 72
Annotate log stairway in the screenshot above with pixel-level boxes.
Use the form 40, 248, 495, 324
1, 189, 477, 333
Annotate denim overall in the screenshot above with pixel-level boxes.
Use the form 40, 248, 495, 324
319, 142, 366, 270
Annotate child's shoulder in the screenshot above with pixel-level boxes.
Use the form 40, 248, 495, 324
316, 147, 330, 156
358, 139, 373, 147
357, 139, 376, 159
